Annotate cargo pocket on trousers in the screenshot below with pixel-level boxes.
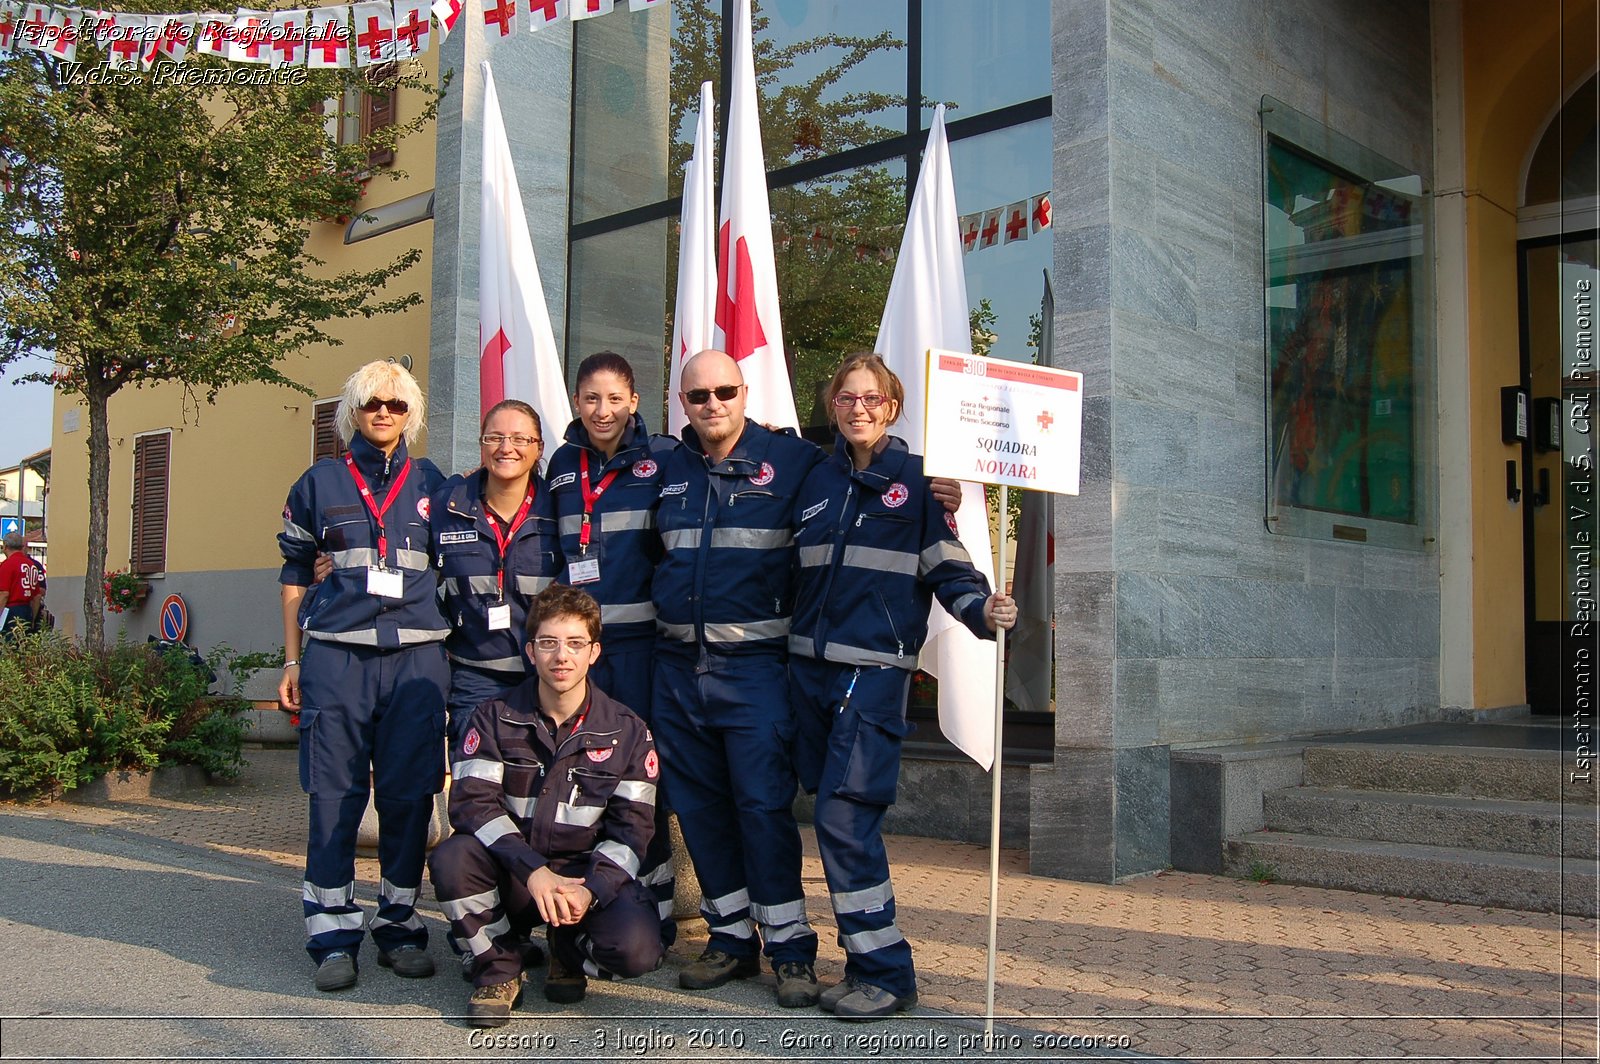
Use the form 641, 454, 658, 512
296, 706, 322, 795
836, 704, 912, 807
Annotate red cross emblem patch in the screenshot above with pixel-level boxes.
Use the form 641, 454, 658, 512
945, 511, 960, 536
283, 504, 293, 519
416, 496, 430, 521
645, 749, 659, 779
882, 482, 909, 508
749, 462, 775, 486
633, 459, 658, 478
462, 728, 481, 756
587, 746, 613, 763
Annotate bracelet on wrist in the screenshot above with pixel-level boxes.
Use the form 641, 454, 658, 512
283, 659, 300, 669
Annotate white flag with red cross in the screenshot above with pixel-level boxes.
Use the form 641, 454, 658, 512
194, 12, 230, 56
0, 2, 20, 55
668, 80, 717, 437
1030, 191, 1052, 233
958, 212, 980, 255
227, 8, 271, 63
306, 7, 350, 68
1002, 200, 1030, 244
268, 9, 307, 67
526, 0, 566, 31
144, 14, 195, 67
873, 104, 999, 769
570, 0, 612, 18
714, 0, 798, 431
482, 0, 517, 37
351, 0, 393, 65
977, 208, 1001, 250
16, 3, 47, 51
44, 7, 80, 61
628, 0, 664, 9
392, 0, 431, 57
430, 0, 461, 39
478, 62, 573, 438
105, 12, 145, 69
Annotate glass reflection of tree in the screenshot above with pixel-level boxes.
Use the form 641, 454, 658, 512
664, 0, 907, 433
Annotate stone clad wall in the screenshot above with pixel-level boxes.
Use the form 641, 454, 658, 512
1033, 0, 1438, 881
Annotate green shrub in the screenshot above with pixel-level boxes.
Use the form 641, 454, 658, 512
0, 630, 251, 798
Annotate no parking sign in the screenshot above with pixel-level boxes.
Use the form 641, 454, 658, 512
159, 594, 189, 643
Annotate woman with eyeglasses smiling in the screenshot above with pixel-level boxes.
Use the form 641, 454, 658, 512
544, 351, 680, 947
276, 359, 452, 993
786, 352, 1017, 1021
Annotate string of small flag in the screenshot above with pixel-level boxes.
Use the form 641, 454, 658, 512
960, 191, 1052, 255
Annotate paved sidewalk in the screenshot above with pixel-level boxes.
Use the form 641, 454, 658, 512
4, 747, 1595, 1061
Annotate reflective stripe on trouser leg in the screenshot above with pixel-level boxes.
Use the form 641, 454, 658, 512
599, 641, 675, 945
427, 834, 527, 988
368, 796, 431, 950
304, 793, 370, 963
638, 803, 677, 945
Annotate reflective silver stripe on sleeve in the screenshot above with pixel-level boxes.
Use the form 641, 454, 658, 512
830, 879, 893, 915
702, 887, 750, 917
613, 780, 657, 806
949, 592, 984, 618
283, 519, 315, 542
559, 514, 583, 538
328, 548, 381, 569
660, 528, 702, 551
750, 898, 809, 926
396, 627, 450, 645
602, 510, 655, 532
462, 915, 511, 956
657, 620, 695, 643
302, 880, 355, 907
305, 628, 380, 646
440, 887, 500, 921
710, 527, 792, 550
514, 574, 554, 596
502, 794, 536, 818
377, 878, 419, 907
602, 600, 656, 625
474, 816, 520, 847
396, 548, 431, 571
918, 538, 972, 576
640, 862, 674, 887
657, 899, 675, 919
455, 574, 500, 596
703, 617, 790, 643
798, 544, 833, 568
820, 642, 907, 668
554, 802, 605, 828
306, 911, 365, 936
595, 840, 641, 877
452, 759, 505, 784
840, 924, 906, 954
842, 544, 918, 575
448, 651, 525, 672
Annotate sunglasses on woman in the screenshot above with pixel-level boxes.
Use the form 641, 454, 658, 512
359, 397, 410, 414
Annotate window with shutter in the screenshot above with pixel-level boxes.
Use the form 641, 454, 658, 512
363, 68, 398, 169
131, 431, 171, 576
313, 399, 346, 462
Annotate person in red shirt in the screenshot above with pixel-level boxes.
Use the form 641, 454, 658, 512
0, 532, 45, 636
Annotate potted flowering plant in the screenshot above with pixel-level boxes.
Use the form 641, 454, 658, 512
103, 569, 150, 613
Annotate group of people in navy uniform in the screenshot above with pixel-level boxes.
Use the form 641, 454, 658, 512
276, 350, 1016, 1027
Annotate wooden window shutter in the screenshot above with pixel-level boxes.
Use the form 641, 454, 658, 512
131, 432, 170, 576
363, 76, 397, 169
313, 400, 346, 463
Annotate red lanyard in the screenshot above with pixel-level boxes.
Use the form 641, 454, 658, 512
485, 486, 536, 600
344, 454, 412, 566
578, 450, 620, 553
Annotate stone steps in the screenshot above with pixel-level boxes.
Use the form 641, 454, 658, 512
1304, 743, 1589, 804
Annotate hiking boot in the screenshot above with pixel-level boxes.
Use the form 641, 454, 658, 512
677, 948, 759, 990
466, 976, 524, 1028
833, 982, 918, 1021
377, 944, 435, 979
314, 951, 357, 992
774, 961, 821, 1008
819, 975, 860, 1013
542, 949, 588, 1005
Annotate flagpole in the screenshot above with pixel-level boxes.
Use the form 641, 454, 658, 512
984, 488, 1010, 1050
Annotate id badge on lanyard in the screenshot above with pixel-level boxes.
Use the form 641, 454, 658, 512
367, 566, 404, 598
345, 454, 412, 601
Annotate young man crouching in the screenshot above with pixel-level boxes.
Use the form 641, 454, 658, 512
429, 584, 663, 1027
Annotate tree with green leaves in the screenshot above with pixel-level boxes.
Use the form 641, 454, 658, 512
0, 27, 440, 649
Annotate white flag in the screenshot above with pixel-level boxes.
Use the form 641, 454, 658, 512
525, 0, 565, 32
483, 0, 520, 37
268, 9, 307, 67
144, 14, 195, 67
479, 62, 573, 440
569, 0, 611, 18
668, 80, 717, 437
350, 0, 393, 65
874, 104, 999, 768
391, 0, 431, 57
714, 0, 798, 431
227, 9, 271, 63
306, 7, 350, 68
0, 2, 20, 56
193, 12, 230, 57
105, 11, 144, 69
44, 7, 80, 61
430, 0, 461, 40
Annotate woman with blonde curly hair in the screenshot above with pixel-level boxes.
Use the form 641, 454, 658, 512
276, 359, 450, 993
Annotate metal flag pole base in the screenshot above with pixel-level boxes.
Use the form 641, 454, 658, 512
983, 490, 1010, 1051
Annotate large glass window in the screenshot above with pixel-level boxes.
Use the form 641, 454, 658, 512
1260, 96, 1432, 550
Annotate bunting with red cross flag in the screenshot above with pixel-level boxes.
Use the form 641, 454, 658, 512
17, 2, 47, 51
627, 0, 665, 9
977, 208, 1001, 250
194, 11, 230, 56
1030, 191, 1052, 233
105, 10, 144, 68
569, 0, 612, 18
526, 0, 565, 31
269, 10, 307, 67
959, 212, 980, 255
307, 6, 350, 68
482, 0, 516, 36
351, 0, 393, 65
0, 2, 20, 55
392, 0, 431, 57
44, 6, 79, 61
430, 0, 461, 39
144, 14, 195, 66
227, 8, 270, 63
1002, 200, 1030, 244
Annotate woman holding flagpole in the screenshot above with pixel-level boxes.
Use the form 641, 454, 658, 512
788, 352, 1015, 1020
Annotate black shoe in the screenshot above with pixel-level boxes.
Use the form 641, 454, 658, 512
774, 961, 821, 1008
314, 951, 357, 992
678, 948, 759, 990
466, 976, 524, 1028
377, 944, 435, 979
543, 951, 588, 1005
834, 982, 918, 1021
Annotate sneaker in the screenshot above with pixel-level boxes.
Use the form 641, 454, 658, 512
377, 944, 435, 979
466, 977, 524, 1028
678, 948, 759, 990
819, 975, 860, 1013
542, 949, 588, 1005
774, 961, 821, 1008
314, 951, 357, 992
834, 982, 918, 1021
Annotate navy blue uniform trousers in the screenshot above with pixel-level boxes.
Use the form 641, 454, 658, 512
298, 639, 448, 964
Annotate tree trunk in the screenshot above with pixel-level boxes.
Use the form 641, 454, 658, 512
82, 387, 111, 651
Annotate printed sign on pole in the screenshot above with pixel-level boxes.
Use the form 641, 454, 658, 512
922, 348, 1083, 496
